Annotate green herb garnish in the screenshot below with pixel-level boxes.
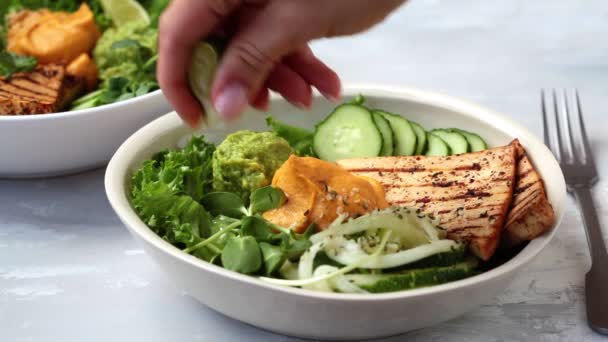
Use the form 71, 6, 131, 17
0, 51, 37, 78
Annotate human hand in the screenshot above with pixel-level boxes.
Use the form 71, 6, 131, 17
158, 0, 406, 126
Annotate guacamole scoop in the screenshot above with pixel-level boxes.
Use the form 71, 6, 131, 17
93, 22, 158, 82
212, 131, 293, 200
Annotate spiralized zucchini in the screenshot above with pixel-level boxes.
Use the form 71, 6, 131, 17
260, 207, 469, 293
324, 237, 461, 269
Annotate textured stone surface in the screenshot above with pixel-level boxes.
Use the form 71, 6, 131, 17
1, 1, 607, 341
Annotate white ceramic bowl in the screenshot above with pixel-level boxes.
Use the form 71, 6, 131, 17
105, 86, 566, 340
0, 90, 171, 178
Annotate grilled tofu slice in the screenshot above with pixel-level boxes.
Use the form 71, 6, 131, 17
0, 64, 83, 115
502, 140, 555, 246
337, 143, 518, 260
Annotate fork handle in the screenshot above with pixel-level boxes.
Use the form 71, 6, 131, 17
572, 187, 608, 265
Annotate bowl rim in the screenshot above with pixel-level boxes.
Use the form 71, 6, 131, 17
105, 84, 566, 302
0, 89, 164, 122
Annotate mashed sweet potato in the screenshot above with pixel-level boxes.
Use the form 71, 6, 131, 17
263, 156, 388, 232
7, 4, 101, 65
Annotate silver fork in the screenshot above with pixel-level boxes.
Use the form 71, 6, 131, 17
542, 89, 608, 334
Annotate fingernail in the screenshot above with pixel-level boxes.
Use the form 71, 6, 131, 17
214, 82, 248, 121
328, 96, 340, 103
199, 111, 208, 126
320, 91, 341, 103
256, 101, 270, 111
291, 101, 310, 110
187, 111, 202, 128
191, 117, 201, 128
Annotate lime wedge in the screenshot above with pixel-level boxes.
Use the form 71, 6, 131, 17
188, 41, 221, 126
100, 0, 151, 27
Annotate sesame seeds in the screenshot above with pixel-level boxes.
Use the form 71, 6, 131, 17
326, 190, 338, 201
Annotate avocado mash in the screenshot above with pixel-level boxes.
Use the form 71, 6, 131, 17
212, 131, 293, 200
93, 21, 157, 82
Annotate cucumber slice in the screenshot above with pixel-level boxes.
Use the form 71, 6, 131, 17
425, 132, 450, 156
374, 110, 417, 156
451, 129, 488, 152
372, 113, 394, 156
410, 121, 427, 155
313, 105, 382, 161
430, 129, 469, 155
344, 258, 479, 293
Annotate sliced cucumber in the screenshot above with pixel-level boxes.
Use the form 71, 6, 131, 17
410, 121, 427, 155
425, 132, 450, 156
451, 129, 488, 152
374, 110, 417, 156
313, 104, 382, 161
372, 113, 394, 156
344, 258, 479, 293
430, 129, 469, 155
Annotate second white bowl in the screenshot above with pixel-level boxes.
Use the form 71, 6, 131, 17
0, 90, 171, 178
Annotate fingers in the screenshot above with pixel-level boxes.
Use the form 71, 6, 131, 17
248, 46, 340, 113
211, 2, 313, 119
159, 0, 404, 124
158, 0, 243, 127
251, 88, 269, 111
283, 46, 341, 102
265, 63, 312, 109
256, 47, 339, 110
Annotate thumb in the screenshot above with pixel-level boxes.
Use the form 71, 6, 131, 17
210, 5, 316, 120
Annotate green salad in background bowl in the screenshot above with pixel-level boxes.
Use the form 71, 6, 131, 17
0, 0, 173, 177
0, 0, 169, 113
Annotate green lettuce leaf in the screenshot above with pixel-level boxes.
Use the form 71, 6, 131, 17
266, 116, 315, 157
0, 51, 37, 78
131, 136, 216, 250
3, 0, 79, 13
88, 0, 112, 30
138, 0, 169, 27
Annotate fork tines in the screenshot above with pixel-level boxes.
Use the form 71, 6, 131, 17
541, 89, 595, 168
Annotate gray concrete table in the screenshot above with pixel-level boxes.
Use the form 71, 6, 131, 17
1, 1, 607, 341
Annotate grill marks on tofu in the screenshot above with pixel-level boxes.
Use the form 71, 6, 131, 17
0, 64, 83, 115
503, 140, 555, 246
337, 143, 518, 260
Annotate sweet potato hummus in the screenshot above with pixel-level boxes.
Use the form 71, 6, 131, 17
263, 156, 388, 232
7, 3, 100, 65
